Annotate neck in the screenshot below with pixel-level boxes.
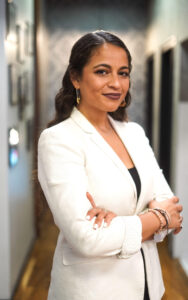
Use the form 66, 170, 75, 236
77, 104, 112, 132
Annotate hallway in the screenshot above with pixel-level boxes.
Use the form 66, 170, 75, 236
13, 209, 188, 300
1, 1, 188, 299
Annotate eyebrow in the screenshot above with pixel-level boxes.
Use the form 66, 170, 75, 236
93, 63, 130, 70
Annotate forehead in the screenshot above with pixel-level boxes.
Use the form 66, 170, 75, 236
87, 43, 129, 67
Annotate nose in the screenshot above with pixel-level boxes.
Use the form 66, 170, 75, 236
108, 74, 121, 89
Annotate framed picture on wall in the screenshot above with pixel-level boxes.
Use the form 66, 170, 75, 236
23, 71, 29, 104
8, 127, 19, 168
28, 23, 34, 55
24, 21, 29, 55
16, 24, 25, 64
30, 70, 35, 102
18, 74, 26, 120
23, 21, 34, 56
6, 0, 17, 43
8, 64, 18, 105
26, 119, 33, 151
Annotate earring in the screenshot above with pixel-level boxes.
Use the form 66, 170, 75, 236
76, 89, 81, 104
119, 99, 126, 107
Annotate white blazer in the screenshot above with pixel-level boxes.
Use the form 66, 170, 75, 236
38, 107, 173, 300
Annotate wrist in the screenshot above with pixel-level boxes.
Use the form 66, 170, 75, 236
154, 208, 170, 233
148, 208, 167, 233
139, 211, 162, 241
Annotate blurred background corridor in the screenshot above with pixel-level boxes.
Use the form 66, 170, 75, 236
0, 0, 188, 299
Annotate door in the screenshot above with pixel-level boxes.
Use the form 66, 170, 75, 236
146, 56, 154, 146
159, 49, 173, 185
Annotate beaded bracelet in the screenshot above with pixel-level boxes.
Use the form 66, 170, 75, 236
148, 208, 167, 234
154, 208, 171, 234
154, 207, 171, 234
155, 208, 171, 225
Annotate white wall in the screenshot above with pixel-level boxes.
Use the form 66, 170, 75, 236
0, 0, 35, 298
175, 102, 188, 275
0, 1, 11, 297
146, 0, 188, 275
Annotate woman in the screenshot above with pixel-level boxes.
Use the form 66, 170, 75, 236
38, 31, 183, 300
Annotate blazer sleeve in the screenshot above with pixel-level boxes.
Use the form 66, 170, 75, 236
134, 123, 174, 200
133, 123, 174, 242
38, 128, 142, 259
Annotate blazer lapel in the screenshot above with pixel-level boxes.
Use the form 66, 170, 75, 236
71, 107, 150, 213
109, 117, 146, 210
71, 108, 137, 199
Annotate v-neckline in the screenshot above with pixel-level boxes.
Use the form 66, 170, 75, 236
95, 122, 135, 170
71, 107, 141, 202
71, 107, 136, 171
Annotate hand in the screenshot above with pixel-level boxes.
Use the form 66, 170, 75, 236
149, 196, 183, 233
86, 192, 117, 229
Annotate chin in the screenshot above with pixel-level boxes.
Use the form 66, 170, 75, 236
106, 104, 120, 112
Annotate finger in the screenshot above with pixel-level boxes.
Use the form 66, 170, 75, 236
93, 211, 107, 229
86, 207, 102, 221
177, 214, 183, 224
148, 200, 155, 205
177, 204, 183, 213
104, 212, 117, 227
173, 227, 182, 235
172, 196, 179, 203
148, 200, 156, 208
179, 215, 183, 223
86, 192, 96, 208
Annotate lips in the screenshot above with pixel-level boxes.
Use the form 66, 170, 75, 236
103, 93, 121, 100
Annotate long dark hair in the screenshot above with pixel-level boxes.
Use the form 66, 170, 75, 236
48, 31, 132, 128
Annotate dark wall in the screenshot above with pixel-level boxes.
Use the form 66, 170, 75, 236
42, 0, 150, 127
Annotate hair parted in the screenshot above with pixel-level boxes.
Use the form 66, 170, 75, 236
48, 30, 132, 128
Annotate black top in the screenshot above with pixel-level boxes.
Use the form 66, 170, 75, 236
128, 166, 150, 300
128, 167, 141, 200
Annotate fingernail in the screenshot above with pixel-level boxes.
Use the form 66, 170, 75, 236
86, 215, 90, 220
93, 224, 98, 230
104, 222, 107, 228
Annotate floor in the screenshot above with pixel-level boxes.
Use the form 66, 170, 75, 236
13, 209, 188, 300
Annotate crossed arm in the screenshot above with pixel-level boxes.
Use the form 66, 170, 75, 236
86, 192, 183, 241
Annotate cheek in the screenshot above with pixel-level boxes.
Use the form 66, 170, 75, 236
83, 77, 105, 93
123, 79, 130, 92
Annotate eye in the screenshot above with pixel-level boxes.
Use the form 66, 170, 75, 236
95, 69, 108, 75
119, 71, 129, 77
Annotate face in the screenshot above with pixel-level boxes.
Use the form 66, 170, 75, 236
72, 43, 130, 115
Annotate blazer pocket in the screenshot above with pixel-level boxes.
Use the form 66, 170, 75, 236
62, 242, 111, 266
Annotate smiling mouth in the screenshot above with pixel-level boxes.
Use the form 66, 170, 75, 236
103, 93, 121, 100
